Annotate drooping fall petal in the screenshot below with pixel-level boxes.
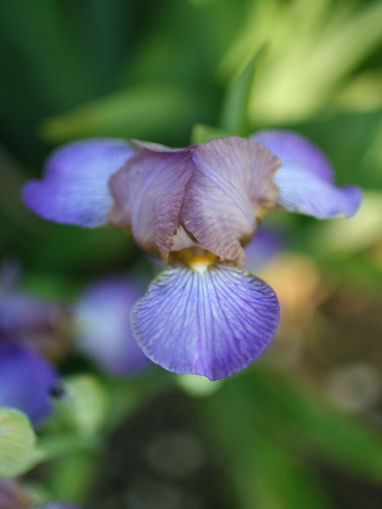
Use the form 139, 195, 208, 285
131, 263, 279, 380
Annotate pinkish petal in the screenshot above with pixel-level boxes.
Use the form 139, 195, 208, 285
180, 137, 280, 264
110, 137, 279, 265
109, 149, 192, 260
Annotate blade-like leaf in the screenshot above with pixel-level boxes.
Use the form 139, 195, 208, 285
221, 46, 265, 134
40, 85, 209, 145
203, 381, 334, 509
249, 367, 382, 482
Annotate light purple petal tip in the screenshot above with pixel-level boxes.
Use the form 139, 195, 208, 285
131, 264, 279, 381
74, 278, 149, 376
0, 342, 58, 427
251, 129, 362, 219
22, 138, 135, 227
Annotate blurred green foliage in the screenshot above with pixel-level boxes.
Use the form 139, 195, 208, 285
0, 0, 382, 507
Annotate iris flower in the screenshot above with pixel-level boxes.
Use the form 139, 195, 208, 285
23, 130, 362, 380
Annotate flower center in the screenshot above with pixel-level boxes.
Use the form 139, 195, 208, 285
169, 248, 219, 273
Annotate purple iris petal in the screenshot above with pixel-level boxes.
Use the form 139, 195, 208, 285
0, 342, 58, 427
131, 264, 279, 381
181, 137, 280, 264
251, 129, 362, 218
243, 228, 285, 272
73, 278, 149, 376
110, 137, 280, 264
109, 149, 192, 260
22, 139, 135, 227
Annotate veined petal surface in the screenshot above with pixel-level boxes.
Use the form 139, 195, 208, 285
131, 264, 279, 380
109, 149, 192, 260
182, 137, 280, 264
251, 129, 362, 218
23, 138, 134, 227
109, 136, 280, 264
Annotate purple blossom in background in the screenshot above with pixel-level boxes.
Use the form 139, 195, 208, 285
73, 277, 149, 376
243, 228, 285, 273
22, 130, 362, 380
0, 342, 58, 426
0, 261, 68, 357
0, 263, 62, 426
0, 478, 29, 509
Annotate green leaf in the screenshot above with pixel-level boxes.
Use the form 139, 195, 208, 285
221, 0, 382, 124
250, 367, 382, 482
46, 450, 97, 504
247, 436, 334, 509
203, 382, 333, 509
40, 84, 207, 145
221, 46, 265, 134
0, 407, 37, 478
51, 375, 108, 437
191, 123, 232, 144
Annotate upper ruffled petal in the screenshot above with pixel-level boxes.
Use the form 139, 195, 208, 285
181, 137, 280, 264
131, 263, 279, 380
109, 137, 280, 264
0, 342, 58, 427
251, 129, 362, 218
22, 139, 135, 227
73, 277, 149, 376
109, 148, 193, 260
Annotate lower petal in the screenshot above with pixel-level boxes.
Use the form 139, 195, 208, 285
131, 264, 279, 381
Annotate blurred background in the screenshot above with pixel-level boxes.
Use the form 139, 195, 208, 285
0, 0, 382, 508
